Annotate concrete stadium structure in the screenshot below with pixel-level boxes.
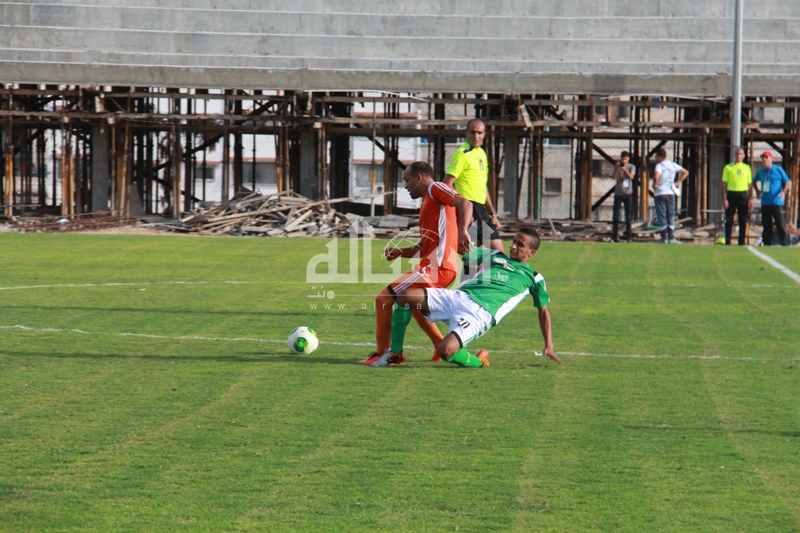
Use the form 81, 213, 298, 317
1, 0, 799, 237
2, 0, 799, 95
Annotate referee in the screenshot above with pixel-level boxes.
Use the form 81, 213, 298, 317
722, 147, 753, 246
443, 119, 504, 253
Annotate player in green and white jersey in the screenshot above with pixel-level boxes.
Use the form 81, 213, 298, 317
391, 227, 560, 367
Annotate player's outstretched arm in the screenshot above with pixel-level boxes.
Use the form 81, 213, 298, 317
537, 306, 561, 364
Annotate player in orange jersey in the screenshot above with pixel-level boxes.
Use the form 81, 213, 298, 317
360, 161, 473, 366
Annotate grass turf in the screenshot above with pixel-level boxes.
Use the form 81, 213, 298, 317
0, 233, 798, 532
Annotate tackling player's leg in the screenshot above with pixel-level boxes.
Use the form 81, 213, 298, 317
358, 287, 395, 365
364, 267, 454, 366
398, 287, 491, 368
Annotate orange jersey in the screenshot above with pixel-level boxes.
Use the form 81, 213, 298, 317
418, 182, 460, 273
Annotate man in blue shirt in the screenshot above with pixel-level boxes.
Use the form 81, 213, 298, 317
753, 151, 791, 246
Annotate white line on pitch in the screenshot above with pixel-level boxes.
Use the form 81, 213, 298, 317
0, 280, 795, 294
2, 324, 798, 362
0, 280, 306, 291
549, 281, 797, 289
747, 246, 800, 284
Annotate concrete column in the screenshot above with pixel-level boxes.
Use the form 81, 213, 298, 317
91, 127, 110, 212
299, 130, 318, 200
433, 103, 446, 181
708, 138, 727, 211
503, 134, 519, 217
329, 97, 352, 199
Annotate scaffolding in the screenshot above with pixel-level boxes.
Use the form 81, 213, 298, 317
2, 86, 799, 228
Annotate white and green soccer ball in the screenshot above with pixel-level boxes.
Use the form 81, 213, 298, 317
287, 327, 319, 355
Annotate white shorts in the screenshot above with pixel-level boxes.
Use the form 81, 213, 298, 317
425, 288, 494, 348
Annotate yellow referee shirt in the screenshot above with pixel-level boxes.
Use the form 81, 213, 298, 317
722, 162, 752, 192
446, 142, 488, 204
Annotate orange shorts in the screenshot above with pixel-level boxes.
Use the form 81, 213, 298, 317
389, 264, 457, 294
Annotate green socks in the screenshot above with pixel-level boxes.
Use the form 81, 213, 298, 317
391, 304, 483, 368
446, 348, 484, 367
390, 304, 412, 354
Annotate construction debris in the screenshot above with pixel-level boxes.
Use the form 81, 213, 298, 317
148, 189, 721, 243
502, 217, 720, 244
153, 190, 404, 238
8, 213, 139, 233
1, 190, 723, 244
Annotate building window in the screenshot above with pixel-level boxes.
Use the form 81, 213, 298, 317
247, 161, 277, 185
354, 163, 384, 189
544, 126, 570, 146
193, 164, 218, 181
544, 178, 562, 195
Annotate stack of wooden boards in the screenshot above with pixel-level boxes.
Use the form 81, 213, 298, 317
163, 191, 381, 237
150, 191, 720, 243
8, 213, 137, 233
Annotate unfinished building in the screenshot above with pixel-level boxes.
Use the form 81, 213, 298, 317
2, 0, 799, 231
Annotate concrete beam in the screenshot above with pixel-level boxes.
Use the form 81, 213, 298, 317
91, 127, 110, 212
299, 130, 317, 200
1, 1, 799, 96
503, 135, 519, 217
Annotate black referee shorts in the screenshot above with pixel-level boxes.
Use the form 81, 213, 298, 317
470, 201, 500, 246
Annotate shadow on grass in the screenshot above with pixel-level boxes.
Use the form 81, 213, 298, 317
0, 304, 317, 318
621, 425, 800, 438
730, 428, 800, 438
2, 348, 548, 370
0, 348, 357, 365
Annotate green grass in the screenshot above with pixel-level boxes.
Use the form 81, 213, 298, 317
1, 234, 799, 532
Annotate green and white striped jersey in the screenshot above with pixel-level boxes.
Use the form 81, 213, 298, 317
459, 248, 550, 324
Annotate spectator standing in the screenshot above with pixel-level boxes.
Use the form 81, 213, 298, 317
611, 151, 636, 242
653, 149, 689, 244
753, 151, 791, 246
722, 147, 753, 245
443, 119, 504, 253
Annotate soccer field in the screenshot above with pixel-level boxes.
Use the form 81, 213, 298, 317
1, 233, 798, 532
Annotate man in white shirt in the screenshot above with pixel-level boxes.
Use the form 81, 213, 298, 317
653, 149, 689, 244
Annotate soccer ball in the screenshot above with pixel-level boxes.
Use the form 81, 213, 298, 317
287, 327, 319, 355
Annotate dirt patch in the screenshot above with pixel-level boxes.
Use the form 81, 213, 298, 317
78, 225, 171, 235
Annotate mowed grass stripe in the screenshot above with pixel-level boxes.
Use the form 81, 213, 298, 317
0, 337, 142, 437
515, 357, 795, 532
234, 365, 560, 533
701, 358, 800, 529
80, 360, 369, 531
1, 285, 300, 338
0, 348, 249, 528
2, 234, 799, 531
751, 246, 800, 278
0, 234, 320, 285
231, 368, 434, 532
557, 244, 799, 359
2, 352, 387, 530
632, 358, 794, 532
514, 359, 662, 532
710, 248, 799, 359
4, 366, 256, 531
